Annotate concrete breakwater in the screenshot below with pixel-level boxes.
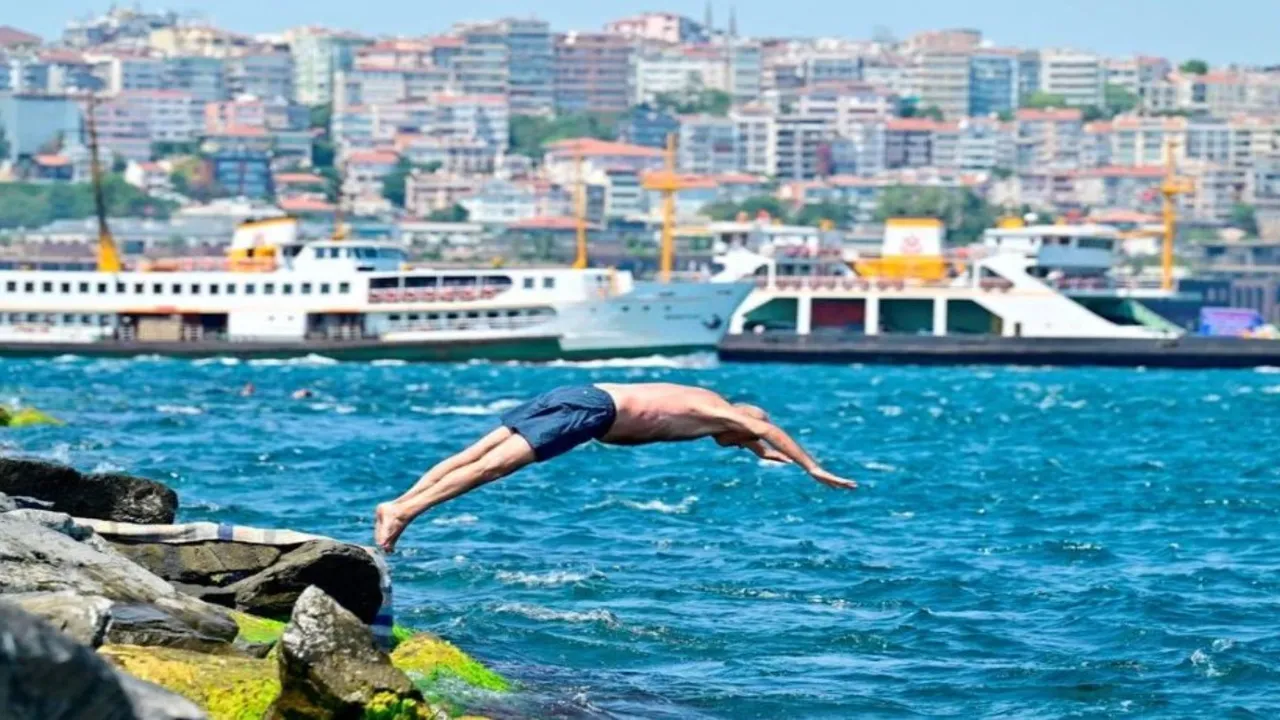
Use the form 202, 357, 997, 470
0, 457, 508, 720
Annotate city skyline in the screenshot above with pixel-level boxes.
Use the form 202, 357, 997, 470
19, 0, 1280, 66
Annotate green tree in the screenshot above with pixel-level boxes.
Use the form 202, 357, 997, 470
317, 166, 342, 202
111, 155, 128, 174
309, 104, 332, 131
793, 202, 855, 228
0, 125, 9, 160
428, 203, 469, 222
701, 195, 791, 222
150, 141, 198, 159
1179, 59, 1209, 75
509, 113, 619, 157
653, 89, 732, 116
917, 105, 945, 121
1081, 105, 1106, 123
381, 158, 413, 208
1103, 83, 1139, 116
312, 139, 336, 168
996, 109, 1015, 122
1021, 91, 1070, 109
1230, 203, 1258, 235
0, 178, 175, 229
874, 185, 996, 244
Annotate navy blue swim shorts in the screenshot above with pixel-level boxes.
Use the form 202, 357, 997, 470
500, 385, 617, 462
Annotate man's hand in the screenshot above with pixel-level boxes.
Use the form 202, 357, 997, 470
808, 467, 857, 490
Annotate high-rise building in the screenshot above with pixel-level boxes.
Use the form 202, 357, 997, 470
163, 55, 226, 102
916, 49, 971, 119
773, 114, 829, 180
603, 13, 707, 45
554, 32, 633, 115
290, 28, 373, 106
1037, 49, 1104, 108
969, 51, 1018, 117
677, 114, 740, 174
455, 19, 554, 116
0, 92, 82, 162
226, 51, 295, 101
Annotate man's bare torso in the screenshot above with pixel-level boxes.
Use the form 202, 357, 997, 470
594, 382, 729, 445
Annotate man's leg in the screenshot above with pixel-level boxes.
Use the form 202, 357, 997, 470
389, 427, 512, 506
375, 433, 537, 551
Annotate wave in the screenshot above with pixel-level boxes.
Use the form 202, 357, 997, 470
156, 404, 203, 416
492, 603, 619, 626
52, 354, 84, 363
411, 399, 523, 416
1255, 366, 1280, 374
495, 570, 596, 588
371, 359, 408, 367
863, 461, 898, 473
619, 495, 698, 515
192, 357, 242, 367
430, 513, 478, 526
546, 352, 719, 370
247, 354, 339, 367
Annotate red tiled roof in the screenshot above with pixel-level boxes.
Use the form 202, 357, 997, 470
509, 216, 582, 230
279, 196, 337, 213
0, 25, 41, 48
1089, 209, 1160, 224
548, 138, 664, 159
1016, 108, 1083, 122
33, 154, 71, 167
886, 118, 956, 132
345, 150, 400, 165
211, 126, 268, 138
431, 94, 506, 106
276, 172, 327, 185
1081, 166, 1166, 179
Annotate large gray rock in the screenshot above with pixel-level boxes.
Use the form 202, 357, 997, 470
0, 491, 52, 512
0, 514, 237, 650
269, 586, 420, 719
0, 601, 206, 720
110, 539, 283, 587
221, 540, 383, 622
5, 591, 112, 647
0, 457, 177, 524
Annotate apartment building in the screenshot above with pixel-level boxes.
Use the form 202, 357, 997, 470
968, 51, 1019, 117
553, 32, 633, 115
119, 90, 204, 144
225, 51, 294, 100
454, 19, 554, 115
92, 52, 166, 93
773, 114, 829, 180
885, 118, 942, 169
334, 65, 452, 108
731, 106, 775, 176
916, 49, 971, 119
1037, 49, 1104, 108
1015, 108, 1084, 170
604, 12, 706, 45
404, 172, 482, 217
290, 28, 372, 105
632, 45, 763, 106
677, 114, 740, 175
0, 93, 82, 162
163, 55, 225, 102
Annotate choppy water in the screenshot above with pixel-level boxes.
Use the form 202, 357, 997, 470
6, 355, 1280, 718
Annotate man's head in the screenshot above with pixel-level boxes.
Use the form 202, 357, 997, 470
713, 403, 769, 447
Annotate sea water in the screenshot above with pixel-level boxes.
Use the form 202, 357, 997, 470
6, 355, 1280, 717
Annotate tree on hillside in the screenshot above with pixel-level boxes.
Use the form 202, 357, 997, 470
874, 185, 996, 244
1179, 59, 1209, 75
309, 104, 332, 131
0, 177, 175, 229
312, 139, 336, 169
916, 105, 945, 121
0, 125, 9, 160
701, 195, 791, 222
1103, 83, 1139, 117
1230, 203, 1259, 236
793, 202, 856, 228
653, 89, 733, 117
428, 203, 469, 222
509, 112, 619, 157
382, 159, 443, 208
1021, 91, 1070, 109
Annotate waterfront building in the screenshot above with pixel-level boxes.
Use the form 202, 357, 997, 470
553, 32, 634, 115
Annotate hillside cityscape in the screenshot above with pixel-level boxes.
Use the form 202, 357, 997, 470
0, 5, 1277, 322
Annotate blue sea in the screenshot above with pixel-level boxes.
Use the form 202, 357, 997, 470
6, 354, 1280, 718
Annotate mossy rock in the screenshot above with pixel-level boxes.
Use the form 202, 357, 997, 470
231, 610, 286, 645
99, 644, 280, 720
2, 407, 64, 428
390, 633, 510, 694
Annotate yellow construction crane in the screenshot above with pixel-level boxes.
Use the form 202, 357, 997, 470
572, 150, 588, 269
1160, 140, 1194, 292
85, 93, 123, 273
641, 134, 684, 282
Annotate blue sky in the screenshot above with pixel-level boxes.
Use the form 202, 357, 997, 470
17, 0, 1280, 65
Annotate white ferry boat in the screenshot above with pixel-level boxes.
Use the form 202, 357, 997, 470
709, 219, 1197, 339
0, 217, 753, 362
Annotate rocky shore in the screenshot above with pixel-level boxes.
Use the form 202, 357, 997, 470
0, 457, 508, 720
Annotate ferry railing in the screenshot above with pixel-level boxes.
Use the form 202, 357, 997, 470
755, 276, 1016, 293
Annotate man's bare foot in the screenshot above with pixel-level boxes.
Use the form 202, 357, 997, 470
374, 502, 409, 553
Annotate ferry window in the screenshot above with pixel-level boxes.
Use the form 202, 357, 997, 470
210, 284, 219, 296
621, 305, 629, 312
79, 282, 89, 293
339, 282, 350, 294
408, 314, 419, 321
328, 248, 341, 258
5, 281, 13, 292
80, 314, 92, 325
99, 315, 111, 326
442, 276, 476, 287
486, 311, 499, 318
522, 277, 534, 289
1078, 238, 1112, 250
506, 310, 519, 317
370, 277, 399, 289
62, 314, 74, 323
264, 283, 275, 295
42, 282, 52, 292
226, 284, 236, 295
171, 284, 182, 295
320, 283, 331, 295
245, 284, 256, 295
301, 283, 312, 295
483, 275, 513, 289
378, 248, 402, 259
26, 313, 37, 322
190, 284, 200, 295
134, 283, 143, 294
313, 248, 324, 259
283, 284, 293, 295
389, 314, 402, 322
5, 313, 15, 323
466, 312, 479, 320
427, 313, 438, 321
61, 282, 70, 293
405, 276, 437, 288
24, 282, 33, 293
153, 283, 163, 294
542, 277, 555, 289
100, 283, 109, 294
446, 313, 458, 320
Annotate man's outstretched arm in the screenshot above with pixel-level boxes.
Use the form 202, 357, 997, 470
716, 408, 856, 489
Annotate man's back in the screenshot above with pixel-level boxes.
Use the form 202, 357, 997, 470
595, 382, 730, 445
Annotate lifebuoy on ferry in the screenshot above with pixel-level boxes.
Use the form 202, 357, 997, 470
481, 287, 497, 299
441, 289, 456, 301
423, 290, 437, 302
460, 289, 476, 301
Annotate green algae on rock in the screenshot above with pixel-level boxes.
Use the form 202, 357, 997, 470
0, 407, 64, 428
389, 633, 510, 694
99, 644, 280, 720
